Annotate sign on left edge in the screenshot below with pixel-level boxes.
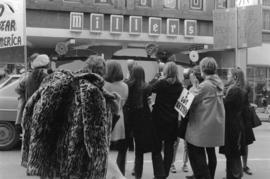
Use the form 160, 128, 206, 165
0, 0, 26, 63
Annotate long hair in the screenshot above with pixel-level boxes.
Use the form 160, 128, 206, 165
105, 60, 124, 83
130, 65, 146, 90
163, 62, 180, 84
226, 67, 246, 94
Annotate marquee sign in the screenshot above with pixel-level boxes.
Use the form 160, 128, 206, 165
70, 12, 84, 32
184, 20, 197, 38
129, 16, 142, 35
90, 13, 104, 33
149, 17, 162, 36
71, 12, 198, 38
167, 18, 179, 36
110, 15, 123, 34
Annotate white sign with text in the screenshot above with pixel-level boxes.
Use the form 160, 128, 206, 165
0, 0, 25, 48
175, 88, 195, 118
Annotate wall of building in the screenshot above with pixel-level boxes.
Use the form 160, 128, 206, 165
26, 0, 219, 20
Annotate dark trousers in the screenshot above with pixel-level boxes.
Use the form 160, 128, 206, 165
134, 149, 144, 178
152, 139, 175, 178
187, 142, 217, 179
226, 155, 243, 179
116, 140, 129, 176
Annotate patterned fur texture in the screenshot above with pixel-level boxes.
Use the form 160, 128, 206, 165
21, 70, 114, 178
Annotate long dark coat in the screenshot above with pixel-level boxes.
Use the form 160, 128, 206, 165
220, 86, 246, 157
126, 82, 155, 153
151, 79, 183, 141
242, 85, 256, 145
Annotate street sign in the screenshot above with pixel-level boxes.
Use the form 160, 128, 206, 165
184, 20, 197, 38
90, 13, 104, 33
0, 0, 26, 63
110, 15, 123, 34
129, 16, 142, 35
149, 17, 161, 36
167, 18, 179, 36
213, 8, 237, 49
70, 12, 83, 32
238, 5, 262, 48
175, 88, 195, 118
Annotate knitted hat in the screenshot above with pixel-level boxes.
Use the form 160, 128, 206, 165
31, 54, 50, 69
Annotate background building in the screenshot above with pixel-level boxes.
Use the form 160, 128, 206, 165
25, 0, 237, 81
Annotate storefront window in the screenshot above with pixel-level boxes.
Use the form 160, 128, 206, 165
163, 0, 177, 9
263, 0, 270, 6
247, 66, 270, 107
136, 0, 152, 8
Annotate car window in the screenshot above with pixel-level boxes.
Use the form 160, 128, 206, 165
0, 79, 19, 97
0, 77, 20, 88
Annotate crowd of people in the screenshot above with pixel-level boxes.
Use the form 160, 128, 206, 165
15, 53, 257, 179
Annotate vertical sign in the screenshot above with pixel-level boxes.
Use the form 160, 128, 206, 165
0, 0, 26, 63
90, 13, 104, 33
190, 0, 204, 10
149, 17, 162, 36
167, 19, 179, 36
184, 20, 197, 38
110, 15, 124, 34
129, 16, 142, 35
213, 8, 237, 49
238, 5, 262, 48
70, 12, 84, 32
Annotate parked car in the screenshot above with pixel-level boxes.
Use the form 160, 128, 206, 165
0, 75, 21, 150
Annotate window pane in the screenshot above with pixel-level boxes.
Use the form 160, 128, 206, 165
136, 0, 152, 7
263, 9, 270, 30
263, 0, 270, 6
163, 0, 177, 9
63, 0, 80, 2
216, 0, 227, 9
95, 0, 112, 4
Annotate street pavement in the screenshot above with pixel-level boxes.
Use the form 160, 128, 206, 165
1, 123, 270, 179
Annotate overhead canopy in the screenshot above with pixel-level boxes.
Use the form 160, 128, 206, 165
112, 48, 156, 60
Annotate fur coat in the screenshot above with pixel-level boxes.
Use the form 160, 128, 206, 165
21, 70, 115, 178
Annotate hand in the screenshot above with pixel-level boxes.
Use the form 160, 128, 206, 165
112, 92, 121, 102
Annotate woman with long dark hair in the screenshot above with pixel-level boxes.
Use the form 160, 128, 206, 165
125, 65, 153, 179
104, 60, 128, 179
220, 67, 247, 179
151, 62, 183, 179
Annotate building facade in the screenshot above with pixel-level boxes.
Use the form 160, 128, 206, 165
25, 0, 239, 81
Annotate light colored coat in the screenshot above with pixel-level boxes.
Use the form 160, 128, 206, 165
185, 75, 225, 147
